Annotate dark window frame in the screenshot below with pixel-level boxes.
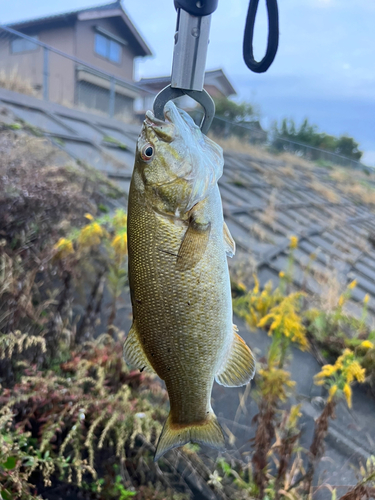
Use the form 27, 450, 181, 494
10, 34, 39, 55
94, 32, 122, 64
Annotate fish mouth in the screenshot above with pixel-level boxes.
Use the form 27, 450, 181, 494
145, 110, 166, 126
145, 102, 177, 126
144, 108, 175, 143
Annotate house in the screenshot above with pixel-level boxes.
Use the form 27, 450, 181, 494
135, 69, 237, 114
0, 1, 152, 117
136, 70, 268, 143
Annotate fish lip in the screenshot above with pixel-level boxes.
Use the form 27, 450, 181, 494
145, 110, 167, 127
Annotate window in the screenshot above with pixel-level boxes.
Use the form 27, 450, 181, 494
94, 33, 121, 63
11, 35, 38, 54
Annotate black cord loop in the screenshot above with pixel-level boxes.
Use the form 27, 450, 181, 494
243, 0, 279, 73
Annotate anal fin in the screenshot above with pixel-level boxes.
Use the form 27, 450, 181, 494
215, 325, 255, 387
123, 322, 155, 374
154, 411, 225, 461
223, 221, 235, 257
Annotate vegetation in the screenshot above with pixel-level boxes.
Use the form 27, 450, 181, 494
197, 97, 266, 144
230, 238, 375, 499
0, 68, 37, 97
0, 131, 191, 499
271, 118, 363, 162
1, 129, 375, 499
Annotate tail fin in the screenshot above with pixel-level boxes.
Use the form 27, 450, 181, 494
154, 411, 225, 461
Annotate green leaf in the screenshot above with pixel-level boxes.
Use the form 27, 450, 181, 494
2, 457, 17, 470
121, 492, 136, 499
1, 489, 12, 500
217, 457, 232, 475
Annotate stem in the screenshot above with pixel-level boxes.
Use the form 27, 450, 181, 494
107, 258, 122, 337
303, 399, 336, 497
252, 400, 276, 499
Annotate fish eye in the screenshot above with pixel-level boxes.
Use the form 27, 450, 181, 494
141, 144, 154, 161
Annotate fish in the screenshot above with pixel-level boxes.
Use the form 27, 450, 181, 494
124, 101, 255, 461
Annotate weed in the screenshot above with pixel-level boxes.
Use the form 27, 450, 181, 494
0, 68, 37, 97
103, 135, 128, 150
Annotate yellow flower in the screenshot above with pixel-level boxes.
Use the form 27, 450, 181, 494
258, 365, 296, 402
289, 235, 298, 250
112, 209, 127, 231
338, 294, 345, 307
360, 340, 374, 350
246, 307, 259, 328
343, 383, 352, 408
53, 238, 74, 258
288, 404, 302, 428
85, 213, 94, 220
363, 294, 370, 305
257, 313, 272, 329
111, 231, 128, 257
315, 364, 336, 380
78, 222, 104, 247
279, 271, 285, 278
314, 379, 325, 386
257, 293, 307, 349
345, 361, 366, 384
328, 384, 338, 402
238, 281, 247, 292
252, 274, 259, 295
348, 280, 357, 290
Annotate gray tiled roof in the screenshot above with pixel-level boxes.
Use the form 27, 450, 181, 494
1, 86, 374, 323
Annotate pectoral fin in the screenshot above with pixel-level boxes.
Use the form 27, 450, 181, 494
176, 218, 211, 272
215, 325, 255, 387
223, 221, 235, 257
123, 322, 155, 374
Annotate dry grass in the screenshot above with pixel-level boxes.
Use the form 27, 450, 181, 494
329, 167, 375, 206
258, 189, 278, 228
209, 133, 274, 160
278, 164, 297, 178
251, 222, 274, 243
278, 151, 313, 170
312, 268, 343, 313
330, 168, 350, 183
309, 180, 340, 203
229, 249, 258, 287
340, 183, 375, 206
0, 68, 37, 97
212, 134, 375, 213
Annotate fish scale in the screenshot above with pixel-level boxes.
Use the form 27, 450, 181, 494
124, 101, 255, 460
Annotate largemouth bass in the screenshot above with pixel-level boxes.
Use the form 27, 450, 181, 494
124, 101, 255, 461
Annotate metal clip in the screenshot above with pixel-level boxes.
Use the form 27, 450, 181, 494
153, 85, 215, 136
152, 4, 215, 136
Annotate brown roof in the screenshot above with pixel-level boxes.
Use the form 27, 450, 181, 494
138, 69, 236, 97
7, 1, 152, 57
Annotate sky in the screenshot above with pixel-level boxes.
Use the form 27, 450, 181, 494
1, 0, 374, 165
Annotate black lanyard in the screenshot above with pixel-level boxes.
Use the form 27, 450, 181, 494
243, 0, 279, 73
